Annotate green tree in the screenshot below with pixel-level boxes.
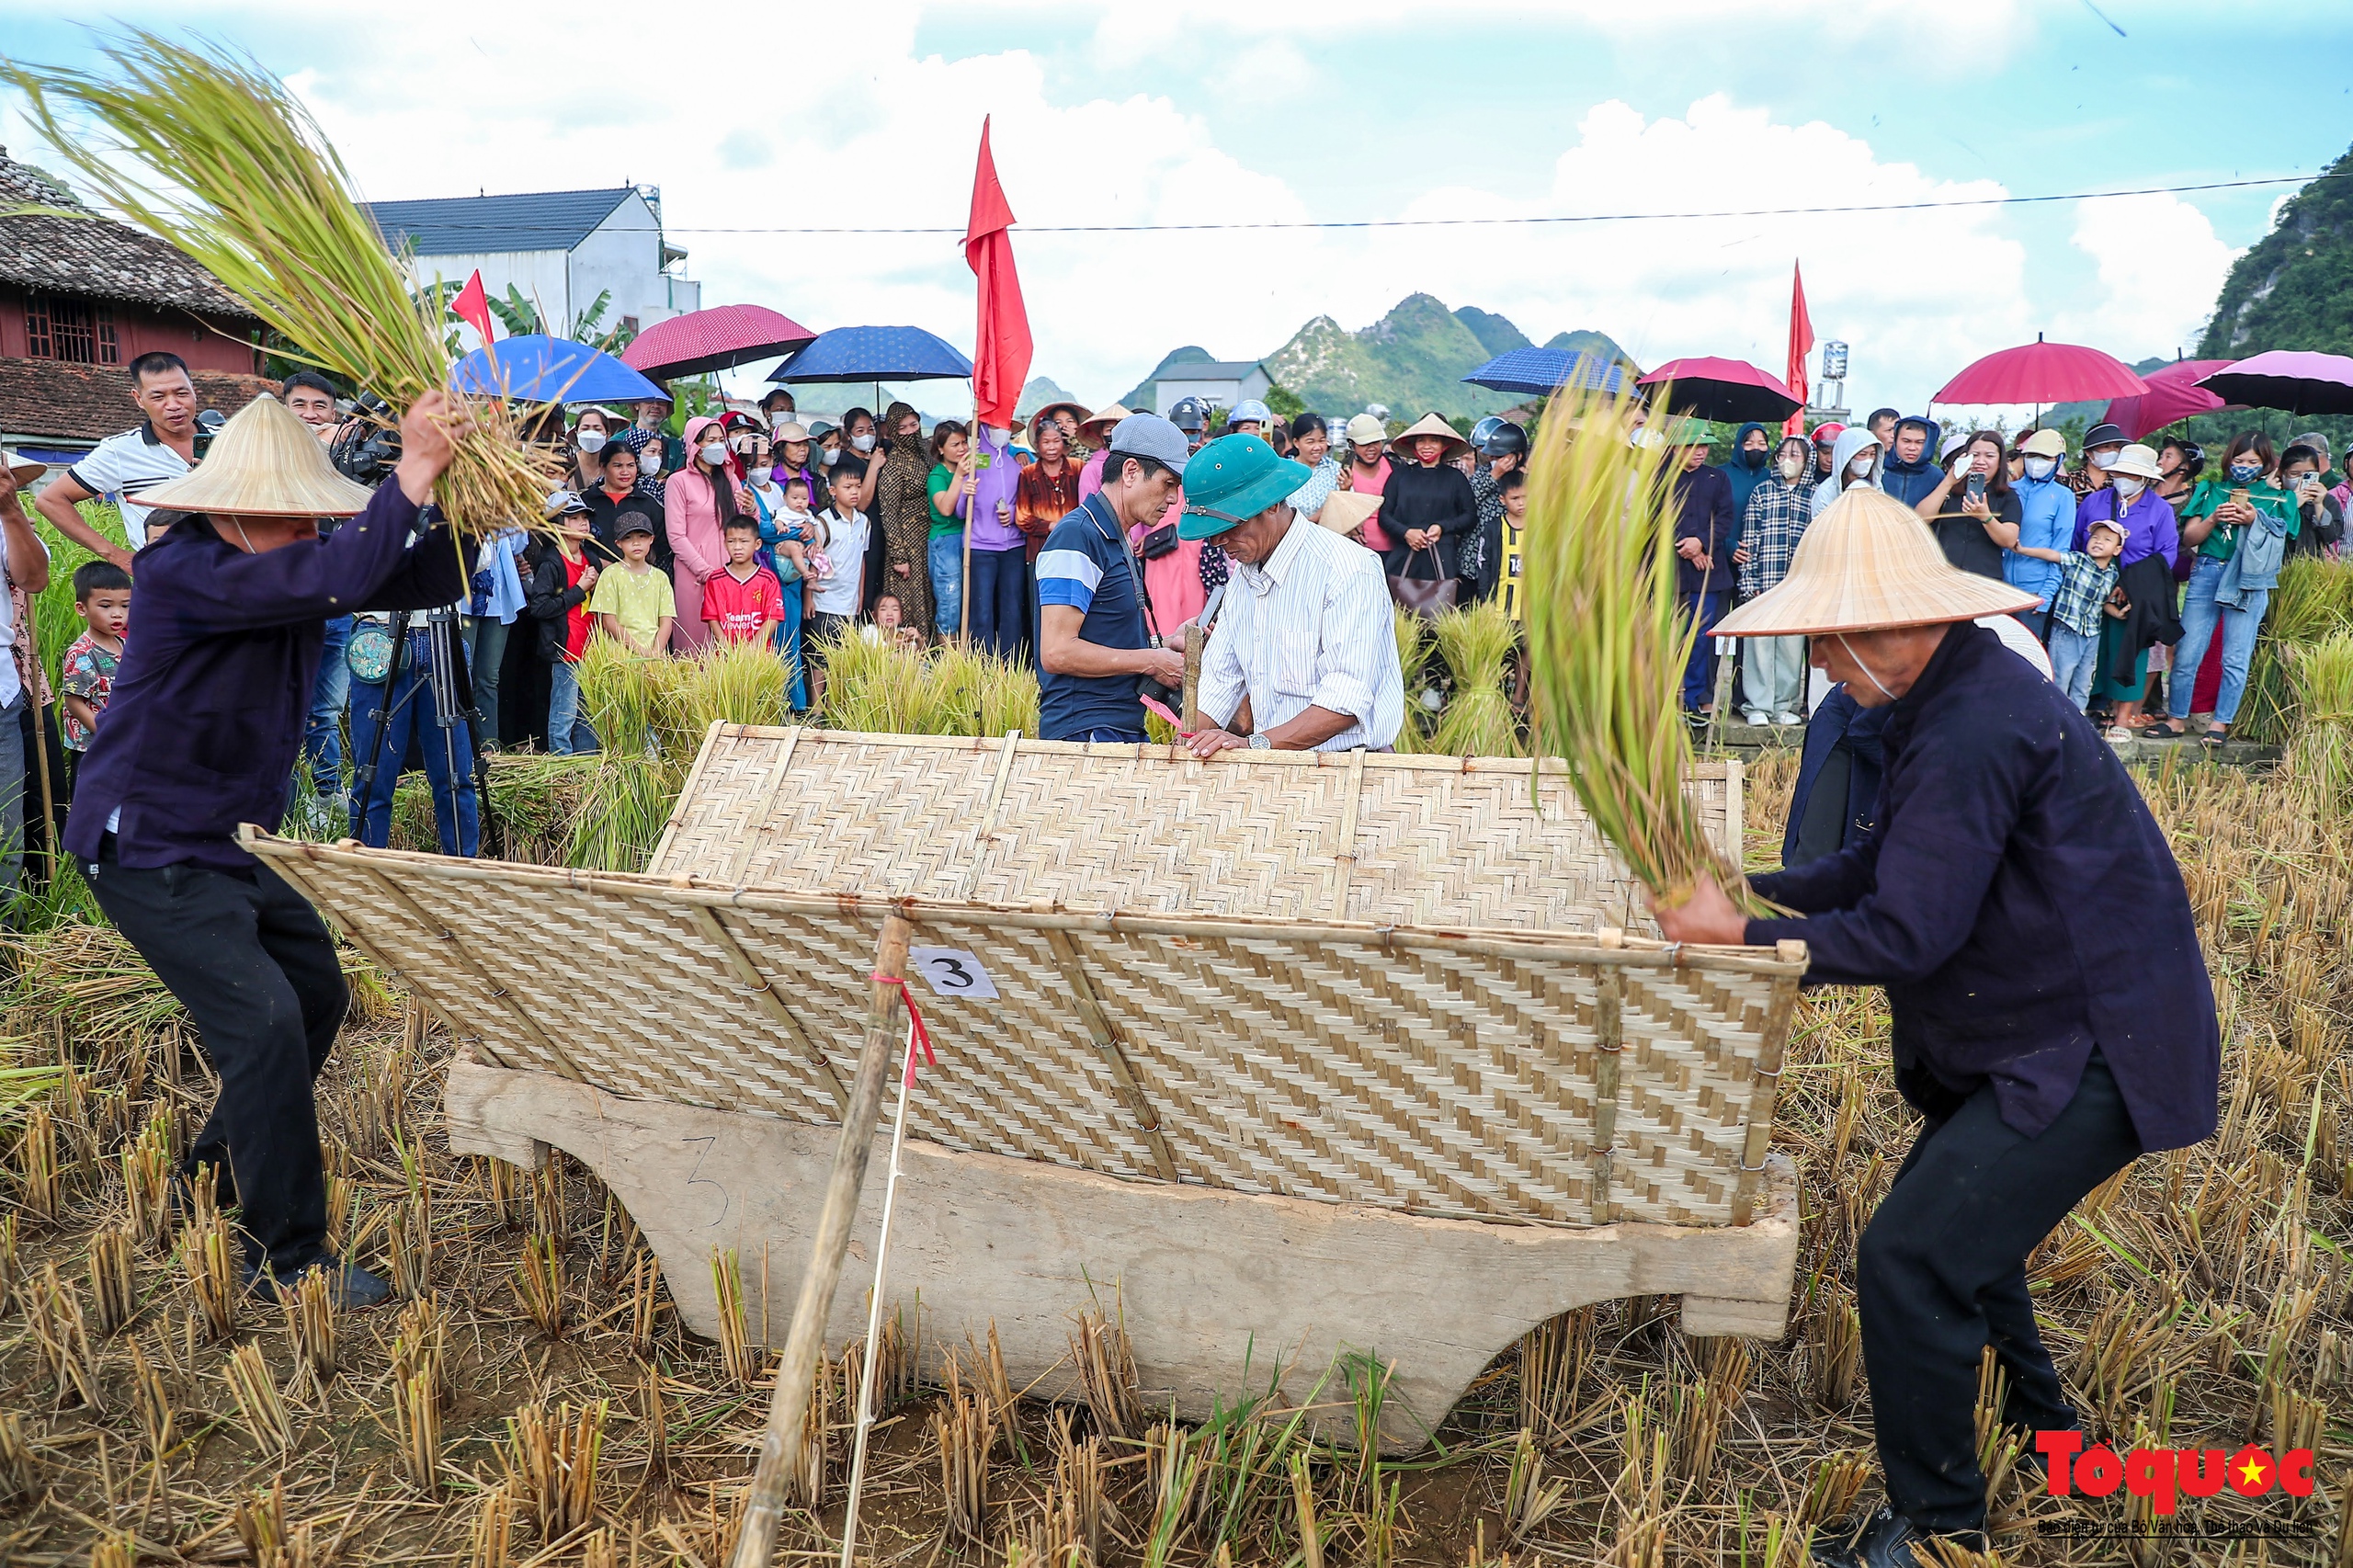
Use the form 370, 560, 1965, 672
2199, 141, 2353, 359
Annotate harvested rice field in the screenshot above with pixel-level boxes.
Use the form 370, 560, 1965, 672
1, 750, 2347, 1567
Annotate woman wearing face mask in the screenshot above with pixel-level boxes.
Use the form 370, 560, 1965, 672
2004, 430, 2076, 633
869, 403, 936, 638
2063, 443, 2183, 742
1813, 427, 1882, 520
1915, 431, 2021, 585
1736, 435, 1817, 725
2155, 434, 2298, 746
569, 410, 615, 493
664, 414, 751, 653
2069, 422, 2127, 500
838, 407, 882, 485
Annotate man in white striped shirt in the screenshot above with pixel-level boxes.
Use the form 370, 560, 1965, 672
1177, 434, 1404, 756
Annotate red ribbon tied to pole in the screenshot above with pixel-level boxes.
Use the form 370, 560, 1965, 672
870, 972, 938, 1086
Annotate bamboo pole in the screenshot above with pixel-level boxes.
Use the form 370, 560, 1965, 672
1180, 621, 1203, 731
728, 911, 912, 1568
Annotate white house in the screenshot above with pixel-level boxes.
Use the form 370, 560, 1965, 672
1154, 359, 1272, 417
364, 186, 701, 341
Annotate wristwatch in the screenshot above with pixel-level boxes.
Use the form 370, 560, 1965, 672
1247, 733, 1272, 750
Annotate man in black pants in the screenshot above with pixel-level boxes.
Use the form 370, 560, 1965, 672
65, 390, 473, 1307
1654, 487, 2220, 1567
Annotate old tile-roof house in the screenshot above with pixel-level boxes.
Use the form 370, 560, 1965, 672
0, 147, 274, 464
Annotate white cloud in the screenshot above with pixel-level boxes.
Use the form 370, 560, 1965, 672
2056, 192, 2238, 359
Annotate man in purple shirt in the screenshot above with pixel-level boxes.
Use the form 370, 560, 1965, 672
1655, 488, 2218, 1568
68, 391, 474, 1308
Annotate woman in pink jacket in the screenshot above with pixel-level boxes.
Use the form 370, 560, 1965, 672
665, 414, 749, 651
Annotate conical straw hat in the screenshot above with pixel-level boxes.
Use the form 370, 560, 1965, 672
1078, 403, 1134, 437
1713, 485, 2039, 637
1391, 412, 1471, 462
137, 393, 377, 517
1315, 488, 1383, 534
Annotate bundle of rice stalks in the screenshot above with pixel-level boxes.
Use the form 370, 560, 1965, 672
1392, 608, 1432, 754
5, 35, 561, 539
657, 637, 791, 749
575, 637, 666, 760
1430, 600, 1523, 757
2285, 630, 2353, 812
1521, 382, 1755, 911
2237, 556, 2353, 743
818, 633, 1040, 737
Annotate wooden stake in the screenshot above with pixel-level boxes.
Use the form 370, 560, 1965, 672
728, 911, 912, 1568
1180, 620, 1203, 731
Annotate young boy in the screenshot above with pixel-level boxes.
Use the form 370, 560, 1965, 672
2017, 517, 2127, 711
526, 495, 602, 755
60, 559, 131, 790
804, 464, 872, 708
587, 511, 676, 656
702, 517, 787, 646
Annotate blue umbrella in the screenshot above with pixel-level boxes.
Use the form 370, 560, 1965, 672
1462, 347, 1631, 399
451, 334, 666, 403
766, 324, 973, 384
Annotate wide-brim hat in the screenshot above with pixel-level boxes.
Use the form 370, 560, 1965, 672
1177, 433, 1311, 540
1077, 402, 1133, 437
2109, 443, 2165, 482
1030, 400, 1089, 435
1316, 488, 1383, 535
4, 449, 46, 487
136, 394, 376, 518
1713, 486, 2038, 637
771, 422, 813, 445
1392, 412, 1471, 463
2081, 422, 2126, 451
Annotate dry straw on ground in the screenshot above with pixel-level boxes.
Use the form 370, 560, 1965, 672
3, 749, 2347, 1565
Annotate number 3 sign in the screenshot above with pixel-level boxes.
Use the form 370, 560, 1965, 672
907, 947, 1000, 1000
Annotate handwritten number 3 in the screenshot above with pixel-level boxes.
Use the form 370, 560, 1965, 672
929, 956, 976, 989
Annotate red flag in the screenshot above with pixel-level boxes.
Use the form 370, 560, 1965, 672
451, 268, 496, 349
1782, 262, 1813, 436
964, 117, 1032, 430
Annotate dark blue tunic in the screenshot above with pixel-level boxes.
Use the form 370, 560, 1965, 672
1745, 621, 2219, 1153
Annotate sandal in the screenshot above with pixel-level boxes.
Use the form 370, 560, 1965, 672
2106, 726, 2137, 743
2201, 729, 2230, 748
2140, 721, 2183, 739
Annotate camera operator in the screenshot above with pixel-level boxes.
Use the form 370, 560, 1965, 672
66, 390, 476, 1308
285, 371, 354, 814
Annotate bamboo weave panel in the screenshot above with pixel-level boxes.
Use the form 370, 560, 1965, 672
647, 729, 1740, 926
255, 841, 1795, 1228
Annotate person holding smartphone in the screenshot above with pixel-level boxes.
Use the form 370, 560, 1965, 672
1914, 429, 2020, 585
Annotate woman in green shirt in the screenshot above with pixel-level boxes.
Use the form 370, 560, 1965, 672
2165, 431, 2299, 745
926, 421, 974, 641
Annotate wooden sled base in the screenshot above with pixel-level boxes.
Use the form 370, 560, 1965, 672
445, 1052, 1801, 1452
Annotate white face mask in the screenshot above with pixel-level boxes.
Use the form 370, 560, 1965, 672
851, 431, 876, 452
2112, 475, 2145, 499
2092, 449, 2120, 470
1848, 453, 1876, 478
575, 429, 606, 454
700, 442, 728, 468
2023, 456, 2054, 482
821, 447, 841, 467
1779, 453, 1806, 481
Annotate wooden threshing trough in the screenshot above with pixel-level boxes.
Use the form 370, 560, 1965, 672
244, 726, 1807, 1449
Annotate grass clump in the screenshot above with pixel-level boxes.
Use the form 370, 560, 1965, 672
2237, 555, 2353, 744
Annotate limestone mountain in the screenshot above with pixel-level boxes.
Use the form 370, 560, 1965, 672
2198, 141, 2353, 358
1015, 375, 1081, 418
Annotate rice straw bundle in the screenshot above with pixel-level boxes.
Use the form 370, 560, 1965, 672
1520, 382, 1756, 910
1392, 608, 1432, 753
2285, 631, 2353, 814
4, 33, 560, 537
1430, 601, 1523, 757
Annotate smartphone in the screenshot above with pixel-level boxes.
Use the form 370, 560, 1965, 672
1966, 472, 1987, 502
2229, 487, 2250, 507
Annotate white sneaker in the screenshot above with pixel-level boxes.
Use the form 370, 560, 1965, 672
1774, 711, 1803, 726
1741, 710, 1768, 726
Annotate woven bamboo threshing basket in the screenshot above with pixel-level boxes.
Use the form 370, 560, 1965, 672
244, 725, 1807, 1448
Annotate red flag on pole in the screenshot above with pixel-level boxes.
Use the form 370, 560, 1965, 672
1782, 262, 1813, 436
451, 268, 496, 349
965, 117, 1033, 430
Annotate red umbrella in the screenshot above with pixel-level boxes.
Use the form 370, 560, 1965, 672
2196, 349, 2353, 416
621, 303, 817, 380
1933, 335, 2148, 405
1638, 356, 1802, 425
2101, 358, 2236, 440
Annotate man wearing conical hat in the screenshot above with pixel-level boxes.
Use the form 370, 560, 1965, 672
64, 390, 476, 1311
1653, 487, 2220, 1568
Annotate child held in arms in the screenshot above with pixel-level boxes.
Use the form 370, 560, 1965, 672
702, 517, 787, 647
2013, 517, 2128, 713
589, 511, 676, 656
764, 474, 817, 578
60, 558, 132, 791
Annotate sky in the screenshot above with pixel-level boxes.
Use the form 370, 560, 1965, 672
5, 1, 2352, 417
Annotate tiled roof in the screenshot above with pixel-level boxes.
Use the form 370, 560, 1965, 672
363, 188, 638, 256
0, 149, 256, 321
0, 356, 276, 444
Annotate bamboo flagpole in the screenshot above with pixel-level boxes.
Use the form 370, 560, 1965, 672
963, 115, 1032, 655
728, 911, 913, 1568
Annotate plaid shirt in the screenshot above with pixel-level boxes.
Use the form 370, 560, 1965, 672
2046, 550, 2120, 638
1737, 475, 1812, 598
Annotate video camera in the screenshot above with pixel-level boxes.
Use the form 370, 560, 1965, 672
329, 392, 403, 483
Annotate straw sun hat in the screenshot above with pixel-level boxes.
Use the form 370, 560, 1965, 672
138, 393, 376, 517
4, 449, 47, 488
1078, 403, 1133, 438
1713, 486, 2038, 638
1315, 488, 1383, 535
1392, 412, 1471, 463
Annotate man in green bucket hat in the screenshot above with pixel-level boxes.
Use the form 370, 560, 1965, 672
1177, 434, 1404, 756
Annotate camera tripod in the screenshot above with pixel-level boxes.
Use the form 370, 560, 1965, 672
348, 606, 502, 859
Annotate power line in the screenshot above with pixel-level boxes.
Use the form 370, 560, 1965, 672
376, 170, 2332, 241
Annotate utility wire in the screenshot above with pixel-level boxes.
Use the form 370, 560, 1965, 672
373, 170, 2336, 240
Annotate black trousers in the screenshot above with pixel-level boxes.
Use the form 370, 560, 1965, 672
1859, 1051, 2141, 1534
85, 839, 347, 1276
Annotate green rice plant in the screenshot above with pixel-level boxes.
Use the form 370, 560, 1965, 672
1392, 608, 1432, 754
2239, 556, 2353, 744
6, 35, 561, 540
1522, 381, 1756, 910
976, 651, 1040, 737
2284, 630, 2353, 816
574, 637, 663, 759
816, 633, 1040, 738
657, 637, 790, 750
1429, 600, 1522, 757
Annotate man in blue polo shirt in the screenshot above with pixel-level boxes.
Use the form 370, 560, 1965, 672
1037, 414, 1190, 741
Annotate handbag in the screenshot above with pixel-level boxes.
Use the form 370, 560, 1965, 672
346, 619, 393, 684
1387, 545, 1458, 619
1137, 521, 1179, 561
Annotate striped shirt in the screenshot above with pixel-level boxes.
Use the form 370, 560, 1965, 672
1198, 518, 1403, 751
67, 424, 193, 547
